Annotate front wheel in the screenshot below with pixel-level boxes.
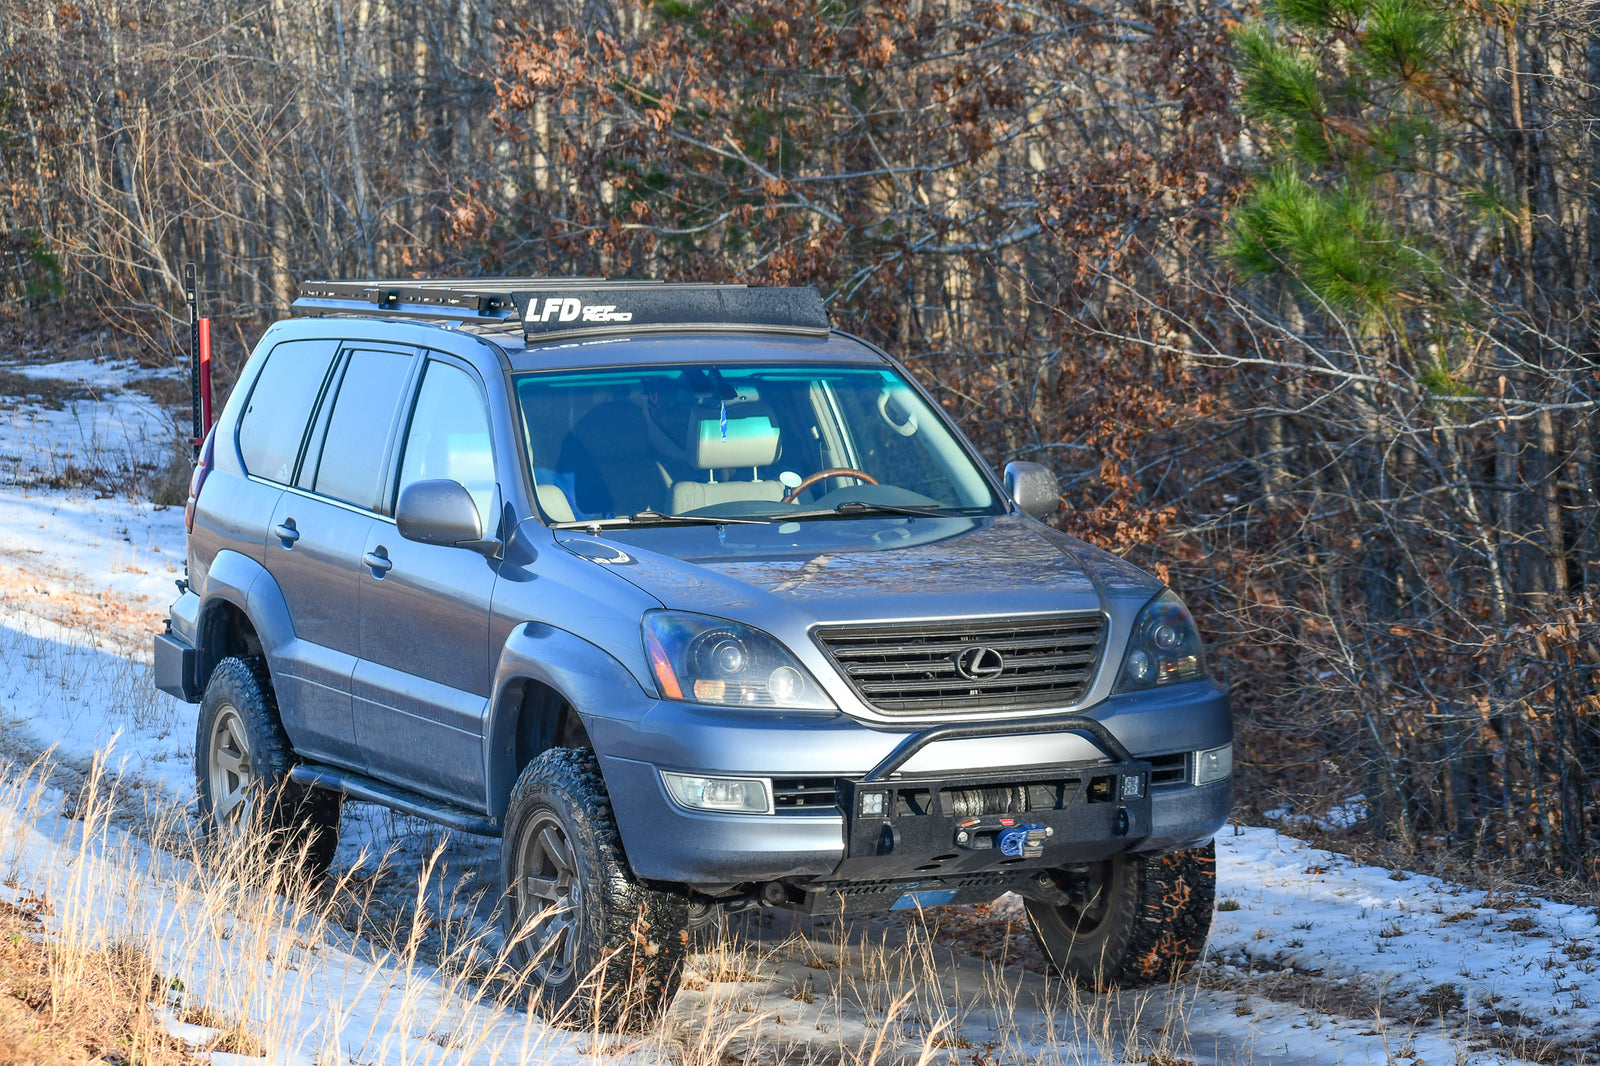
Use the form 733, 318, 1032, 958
1023, 843, 1216, 989
501, 749, 688, 1031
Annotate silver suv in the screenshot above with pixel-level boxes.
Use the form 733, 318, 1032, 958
154, 279, 1232, 1029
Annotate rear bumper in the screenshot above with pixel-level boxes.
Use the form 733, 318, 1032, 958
153, 630, 201, 702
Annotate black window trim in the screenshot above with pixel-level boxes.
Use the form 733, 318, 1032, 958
299, 341, 424, 514
292, 350, 344, 491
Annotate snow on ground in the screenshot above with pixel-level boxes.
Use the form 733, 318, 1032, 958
0, 489, 186, 611
0, 354, 185, 493
0, 353, 1593, 1064
1207, 827, 1598, 1044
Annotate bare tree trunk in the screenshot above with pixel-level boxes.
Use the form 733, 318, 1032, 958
332, 0, 376, 273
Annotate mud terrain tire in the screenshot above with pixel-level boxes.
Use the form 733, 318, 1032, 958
501, 748, 688, 1031
1023, 842, 1216, 989
194, 656, 341, 877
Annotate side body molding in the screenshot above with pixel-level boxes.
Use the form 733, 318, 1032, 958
485, 622, 654, 823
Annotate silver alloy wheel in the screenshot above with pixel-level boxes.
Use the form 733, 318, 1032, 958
208, 704, 255, 828
513, 813, 581, 983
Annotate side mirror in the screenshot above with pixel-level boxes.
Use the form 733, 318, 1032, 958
1004, 461, 1060, 520
396, 479, 499, 555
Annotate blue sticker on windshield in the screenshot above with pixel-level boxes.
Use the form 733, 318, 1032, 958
719, 402, 728, 442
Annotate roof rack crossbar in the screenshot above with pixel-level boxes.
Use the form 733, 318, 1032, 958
291, 277, 831, 341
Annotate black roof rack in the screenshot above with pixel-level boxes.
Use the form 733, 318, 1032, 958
292, 278, 831, 343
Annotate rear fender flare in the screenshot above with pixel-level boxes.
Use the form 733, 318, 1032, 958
485, 622, 653, 822
196, 549, 296, 679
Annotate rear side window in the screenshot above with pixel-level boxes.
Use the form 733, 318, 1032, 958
312, 348, 414, 510
397, 360, 496, 529
236, 339, 337, 483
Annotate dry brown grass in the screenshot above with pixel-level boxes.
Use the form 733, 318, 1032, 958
0, 894, 198, 1066
0, 369, 101, 410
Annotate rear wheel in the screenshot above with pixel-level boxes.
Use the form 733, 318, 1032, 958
194, 656, 340, 877
501, 749, 688, 1031
1023, 843, 1215, 989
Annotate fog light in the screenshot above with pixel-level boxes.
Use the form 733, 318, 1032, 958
1195, 744, 1232, 785
860, 791, 886, 816
1121, 774, 1145, 799
661, 772, 772, 813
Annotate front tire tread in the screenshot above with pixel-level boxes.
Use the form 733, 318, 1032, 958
502, 748, 688, 1031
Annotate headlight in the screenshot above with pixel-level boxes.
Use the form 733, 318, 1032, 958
642, 611, 836, 710
1112, 590, 1206, 693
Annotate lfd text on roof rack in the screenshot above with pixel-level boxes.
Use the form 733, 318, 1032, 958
291, 277, 830, 342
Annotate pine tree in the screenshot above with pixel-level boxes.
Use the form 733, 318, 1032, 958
1224, 0, 1462, 331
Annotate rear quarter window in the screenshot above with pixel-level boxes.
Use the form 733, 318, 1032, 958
237, 339, 339, 483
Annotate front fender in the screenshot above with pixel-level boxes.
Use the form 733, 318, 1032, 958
484, 622, 656, 822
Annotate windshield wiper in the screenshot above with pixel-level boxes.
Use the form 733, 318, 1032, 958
551, 509, 773, 530
782, 500, 958, 520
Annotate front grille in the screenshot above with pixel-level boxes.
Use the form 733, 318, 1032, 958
814, 614, 1105, 713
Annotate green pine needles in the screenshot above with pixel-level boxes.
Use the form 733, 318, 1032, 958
1226, 166, 1425, 319
1224, 0, 1461, 328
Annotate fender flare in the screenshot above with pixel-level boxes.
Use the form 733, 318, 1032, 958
195, 549, 296, 679
484, 622, 654, 823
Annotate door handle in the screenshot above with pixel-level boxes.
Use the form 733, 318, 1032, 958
274, 520, 299, 547
363, 547, 393, 576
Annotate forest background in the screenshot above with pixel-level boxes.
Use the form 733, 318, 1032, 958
2, 0, 1597, 891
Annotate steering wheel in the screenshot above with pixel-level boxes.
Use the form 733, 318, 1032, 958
781, 467, 878, 504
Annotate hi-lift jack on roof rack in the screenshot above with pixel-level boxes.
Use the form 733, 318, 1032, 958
184, 262, 214, 461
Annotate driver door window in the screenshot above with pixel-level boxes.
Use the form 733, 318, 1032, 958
395, 361, 496, 529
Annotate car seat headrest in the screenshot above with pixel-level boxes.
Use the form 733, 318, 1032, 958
693, 412, 780, 469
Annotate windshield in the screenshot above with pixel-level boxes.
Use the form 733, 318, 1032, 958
514, 363, 1003, 523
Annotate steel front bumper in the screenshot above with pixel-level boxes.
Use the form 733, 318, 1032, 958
594, 680, 1232, 886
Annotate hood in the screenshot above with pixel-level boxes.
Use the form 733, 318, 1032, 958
554, 514, 1162, 627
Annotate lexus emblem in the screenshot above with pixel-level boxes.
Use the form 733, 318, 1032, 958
953, 645, 1006, 681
